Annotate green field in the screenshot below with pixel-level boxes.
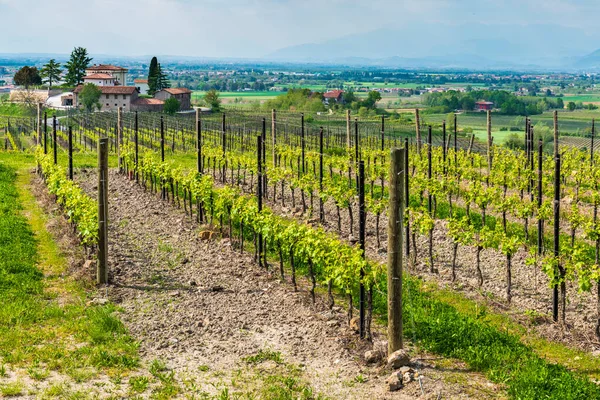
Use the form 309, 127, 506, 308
563, 94, 600, 103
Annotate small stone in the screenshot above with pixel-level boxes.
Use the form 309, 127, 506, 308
349, 317, 359, 332
170, 291, 180, 297
399, 366, 412, 374
387, 349, 410, 369
364, 350, 381, 364
402, 372, 413, 384
83, 259, 94, 270
386, 371, 403, 392
168, 337, 178, 344
88, 297, 109, 306
326, 320, 338, 327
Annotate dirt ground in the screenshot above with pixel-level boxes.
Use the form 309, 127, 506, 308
64, 169, 504, 399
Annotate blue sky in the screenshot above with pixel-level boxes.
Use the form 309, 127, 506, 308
1, 0, 599, 58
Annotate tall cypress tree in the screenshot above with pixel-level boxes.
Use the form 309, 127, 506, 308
157, 63, 170, 90
148, 56, 159, 95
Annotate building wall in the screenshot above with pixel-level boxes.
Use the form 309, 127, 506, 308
86, 69, 128, 85
75, 91, 138, 112
135, 82, 149, 95
154, 91, 192, 110
131, 102, 163, 112
83, 78, 115, 87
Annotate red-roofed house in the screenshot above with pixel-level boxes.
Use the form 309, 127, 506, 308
323, 90, 344, 104
85, 64, 128, 85
154, 87, 192, 110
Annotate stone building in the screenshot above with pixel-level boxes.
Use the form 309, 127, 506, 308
74, 85, 139, 112
154, 88, 192, 110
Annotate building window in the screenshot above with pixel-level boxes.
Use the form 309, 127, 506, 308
123, 95, 126, 99
106, 103, 109, 106
105, 94, 109, 99
115, 104, 118, 106
114, 95, 117, 99
123, 104, 126, 107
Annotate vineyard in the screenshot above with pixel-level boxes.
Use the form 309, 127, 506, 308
4, 108, 600, 398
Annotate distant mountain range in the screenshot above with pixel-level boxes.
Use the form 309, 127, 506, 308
265, 23, 600, 71
3, 22, 600, 71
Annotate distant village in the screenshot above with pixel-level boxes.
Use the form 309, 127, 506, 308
2, 63, 192, 113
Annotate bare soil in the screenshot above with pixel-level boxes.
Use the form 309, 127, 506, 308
67, 169, 503, 399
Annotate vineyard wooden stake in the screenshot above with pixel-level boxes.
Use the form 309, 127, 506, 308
197, 116, 202, 174
358, 160, 366, 339
301, 113, 306, 173
454, 113, 457, 166
405, 138, 410, 258
487, 110, 492, 173
160, 116, 166, 200
415, 108, 421, 154
381, 115, 385, 151
257, 133, 264, 269
97, 138, 109, 285
592, 119, 595, 164
553, 153, 561, 322
43, 112, 47, 155
36, 102, 42, 145
68, 127, 73, 180
52, 115, 57, 165
346, 109, 351, 149
117, 107, 122, 172
442, 121, 447, 175
134, 111, 139, 181
319, 126, 324, 223
427, 126, 435, 273
553, 110, 559, 158
222, 113, 227, 182
272, 109, 277, 167
387, 147, 405, 354
537, 139, 544, 290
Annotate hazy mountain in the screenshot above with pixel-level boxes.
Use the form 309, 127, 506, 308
266, 23, 599, 69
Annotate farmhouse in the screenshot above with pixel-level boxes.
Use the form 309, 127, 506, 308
154, 88, 192, 110
74, 85, 139, 112
475, 101, 494, 111
85, 64, 128, 85
323, 90, 344, 104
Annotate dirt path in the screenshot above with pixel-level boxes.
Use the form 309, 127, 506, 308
74, 170, 502, 399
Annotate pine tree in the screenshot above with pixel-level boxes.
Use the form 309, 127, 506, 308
40, 59, 62, 89
65, 47, 92, 86
148, 56, 159, 95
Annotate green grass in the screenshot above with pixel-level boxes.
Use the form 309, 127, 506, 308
0, 157, 138, 382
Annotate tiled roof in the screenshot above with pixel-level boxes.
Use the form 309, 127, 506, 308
74, 85, 138, 95
86, 64, 128, 71
323, 90, 344, 98
134, 79, 148, 83
162, 88, 192, 95
133, 98, 164, 105
83, 73, 115, 80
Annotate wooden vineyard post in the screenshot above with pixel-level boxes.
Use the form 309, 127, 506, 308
272, 109, 277, 167
52, 115, 57, 165
346, 109, 351, 149
197, 114, 202, 174
97, 138, 109, 285
454, 113, 457, 166
381, 115, 385, 151
442, 120, 447, 175
134, 111, 139, 181
358, 160, 366, 339
160, 116, 165, 200
592, 119, 595, 164
37, 102, 42, 145
257, 132, 263, 269
43, 112, 47, 154
387, 147, 405, 354
319, 127, 324, 223
415, 108, 421, 154
117, 107, 122, 172
405, 138, 410, 258
222, 113, 227, 183
427, 126, 434, 273
301, 113, 305, 173
537, 139, 544, 273
553, 153, 561, 322
354, 118, 359, 189
68, 127, 73, 180
554, 110, 559, 158
487, 109, 492, 173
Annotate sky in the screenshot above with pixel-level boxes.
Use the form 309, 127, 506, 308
1, 0, 599, 59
